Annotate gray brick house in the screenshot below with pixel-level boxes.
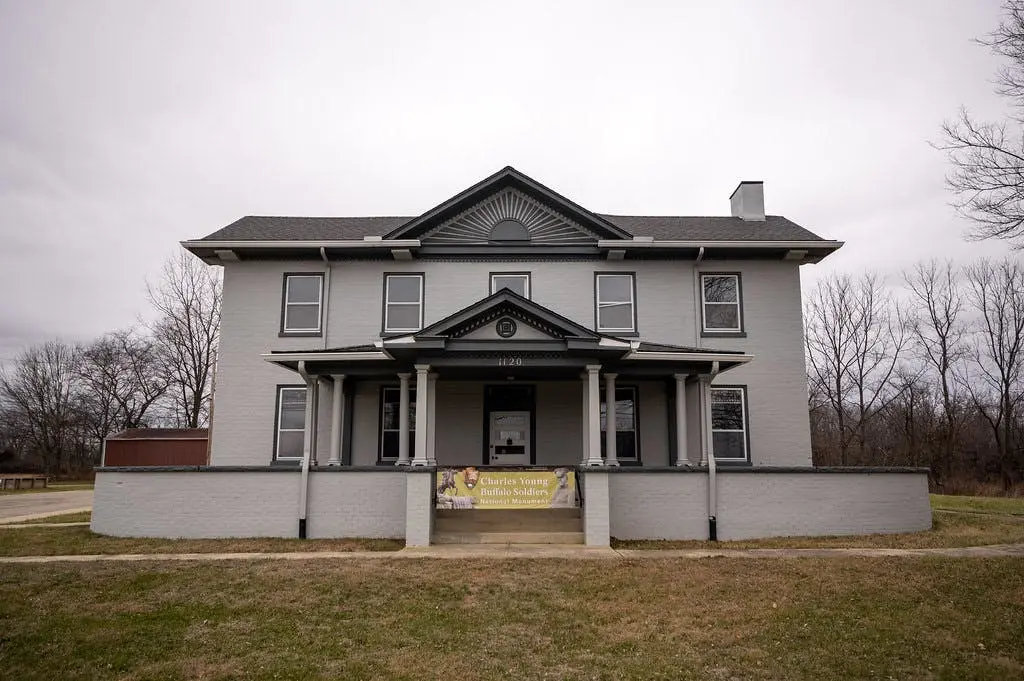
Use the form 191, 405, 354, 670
92, 167, 931, 544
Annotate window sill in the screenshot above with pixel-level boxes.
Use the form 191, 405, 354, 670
279, 331, 323, 338
701, 331, 747, 339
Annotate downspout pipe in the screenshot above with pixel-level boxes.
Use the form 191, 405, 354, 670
705, 359, 720, 541
320, 247, 331, 350
693, 246, 705, 348
297, 360, 312, 539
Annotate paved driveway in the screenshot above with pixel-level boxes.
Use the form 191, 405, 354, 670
0, 490, 93, 522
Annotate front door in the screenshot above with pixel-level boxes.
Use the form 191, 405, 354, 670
489, 411, 531, 465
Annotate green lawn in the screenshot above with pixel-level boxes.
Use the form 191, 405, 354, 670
1, 558, 1021, 680
0, 482, 94, 496
931, 493, 1024, 516
6, 511, 92, 525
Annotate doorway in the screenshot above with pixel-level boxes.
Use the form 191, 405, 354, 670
483, 385, 535, 465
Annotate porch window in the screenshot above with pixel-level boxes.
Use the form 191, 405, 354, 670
275, 386, 307, 460
711, 386, 748, 461
600, 386, 639, 461
701, 274, 743, 333
282, 274, 324, 334
379, 387, 416, 461
595, 273, 636, 333
384, 274, 424, 333
490, 272, 531, 299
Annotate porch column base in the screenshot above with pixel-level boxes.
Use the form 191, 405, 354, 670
582, 471, 610, 547
404, 470, 434, 546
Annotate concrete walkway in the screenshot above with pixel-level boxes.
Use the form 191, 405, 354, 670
0, 490, 93, 524
1, 543, 1023, 564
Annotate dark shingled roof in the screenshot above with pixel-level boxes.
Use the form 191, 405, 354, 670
108, 428, 209, 440
195, 214, 830, 243
634, 341, 745, 354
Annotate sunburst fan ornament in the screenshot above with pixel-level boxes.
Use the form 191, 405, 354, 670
423, 189, 595, 243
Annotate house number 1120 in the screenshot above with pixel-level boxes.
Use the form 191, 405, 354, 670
497, 356, 523, 367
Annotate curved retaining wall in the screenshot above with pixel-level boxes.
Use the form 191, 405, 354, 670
92, 467, 407, 539
608, 468, 931, 541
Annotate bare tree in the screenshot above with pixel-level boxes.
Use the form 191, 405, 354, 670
0, 341, 82, 474
904, 260, 968, 480
147, 250, 222, 428
939, 1, 1024, 245
805, 273, 908, 464
78, 329, 168, 443
961, 257, 1024, 488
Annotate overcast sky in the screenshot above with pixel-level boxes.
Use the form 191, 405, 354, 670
0, 0, 1016, 365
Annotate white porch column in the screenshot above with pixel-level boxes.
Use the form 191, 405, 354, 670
604, 373, 619, 467
396, 373, 411, 466
674, 373, 688, 466
411, 364, 431, 466
328, 375, 345, 466
580, 373, 590, 464
584, 364, 604, 466
700, 376, 713, 465
301, 377, 316, 465
426, 372, 438, 465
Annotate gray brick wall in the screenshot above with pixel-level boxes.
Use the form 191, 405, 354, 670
211, 257, 814, 468
404, 471, 434, 547
607, 471, 931, 540
92, 470, 405, 539
582, 472, 610, 546
609, 473, 709, 540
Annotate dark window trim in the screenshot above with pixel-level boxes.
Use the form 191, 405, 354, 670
488, 271, 532, 299
279, 272, 325, 337
381, 272, 425, 335
710, 383, 751, 464
600, 384, 641, 463
700, 271, 745, 336
377, 384, 416, 464
273, 383, 307, 463
593, 271, 638, 334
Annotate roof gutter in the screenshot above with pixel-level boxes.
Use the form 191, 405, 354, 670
597, 239, 844, 250
180, 239, 422, 250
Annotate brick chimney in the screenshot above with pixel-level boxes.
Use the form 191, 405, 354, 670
729, 181, 765, 221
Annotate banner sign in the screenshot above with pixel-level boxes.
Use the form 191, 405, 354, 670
435, 467, 578, 510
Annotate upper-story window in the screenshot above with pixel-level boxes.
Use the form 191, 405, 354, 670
595, 273, 636, 333
490, 272, 531, 299
281, 273, 324, 335
701, 273, 743, 334
384, 274, 424, 333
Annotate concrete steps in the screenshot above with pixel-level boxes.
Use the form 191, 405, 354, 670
433, 509, 584, 544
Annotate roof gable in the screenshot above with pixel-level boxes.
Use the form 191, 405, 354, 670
386, 166, 633, 241
422, 187, 598, 244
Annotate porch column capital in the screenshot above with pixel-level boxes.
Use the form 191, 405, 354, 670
414, 363, 431, 373
604, 372, 619, 467
585, 364, 601, 375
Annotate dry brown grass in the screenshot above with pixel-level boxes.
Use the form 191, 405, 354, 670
0, 558, 1021, 680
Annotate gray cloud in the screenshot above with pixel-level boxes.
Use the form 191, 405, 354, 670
0, 0, 1016, 365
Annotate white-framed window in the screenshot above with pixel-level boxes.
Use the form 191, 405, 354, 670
490, 272, 531, 299
384, 274, 424, 333
282, 274, 324, 334
379, 387, 416, 461
600, 385, 639, 461
711, 386, 748, 461
595, 273, 636, 333
275, 386, 307, 460
701, 273, 742, 333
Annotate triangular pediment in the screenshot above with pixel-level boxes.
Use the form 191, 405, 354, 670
415, 290, 601, 342
385, 166, 632, 242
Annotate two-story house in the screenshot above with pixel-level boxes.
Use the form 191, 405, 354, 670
92, 167, 932, 545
